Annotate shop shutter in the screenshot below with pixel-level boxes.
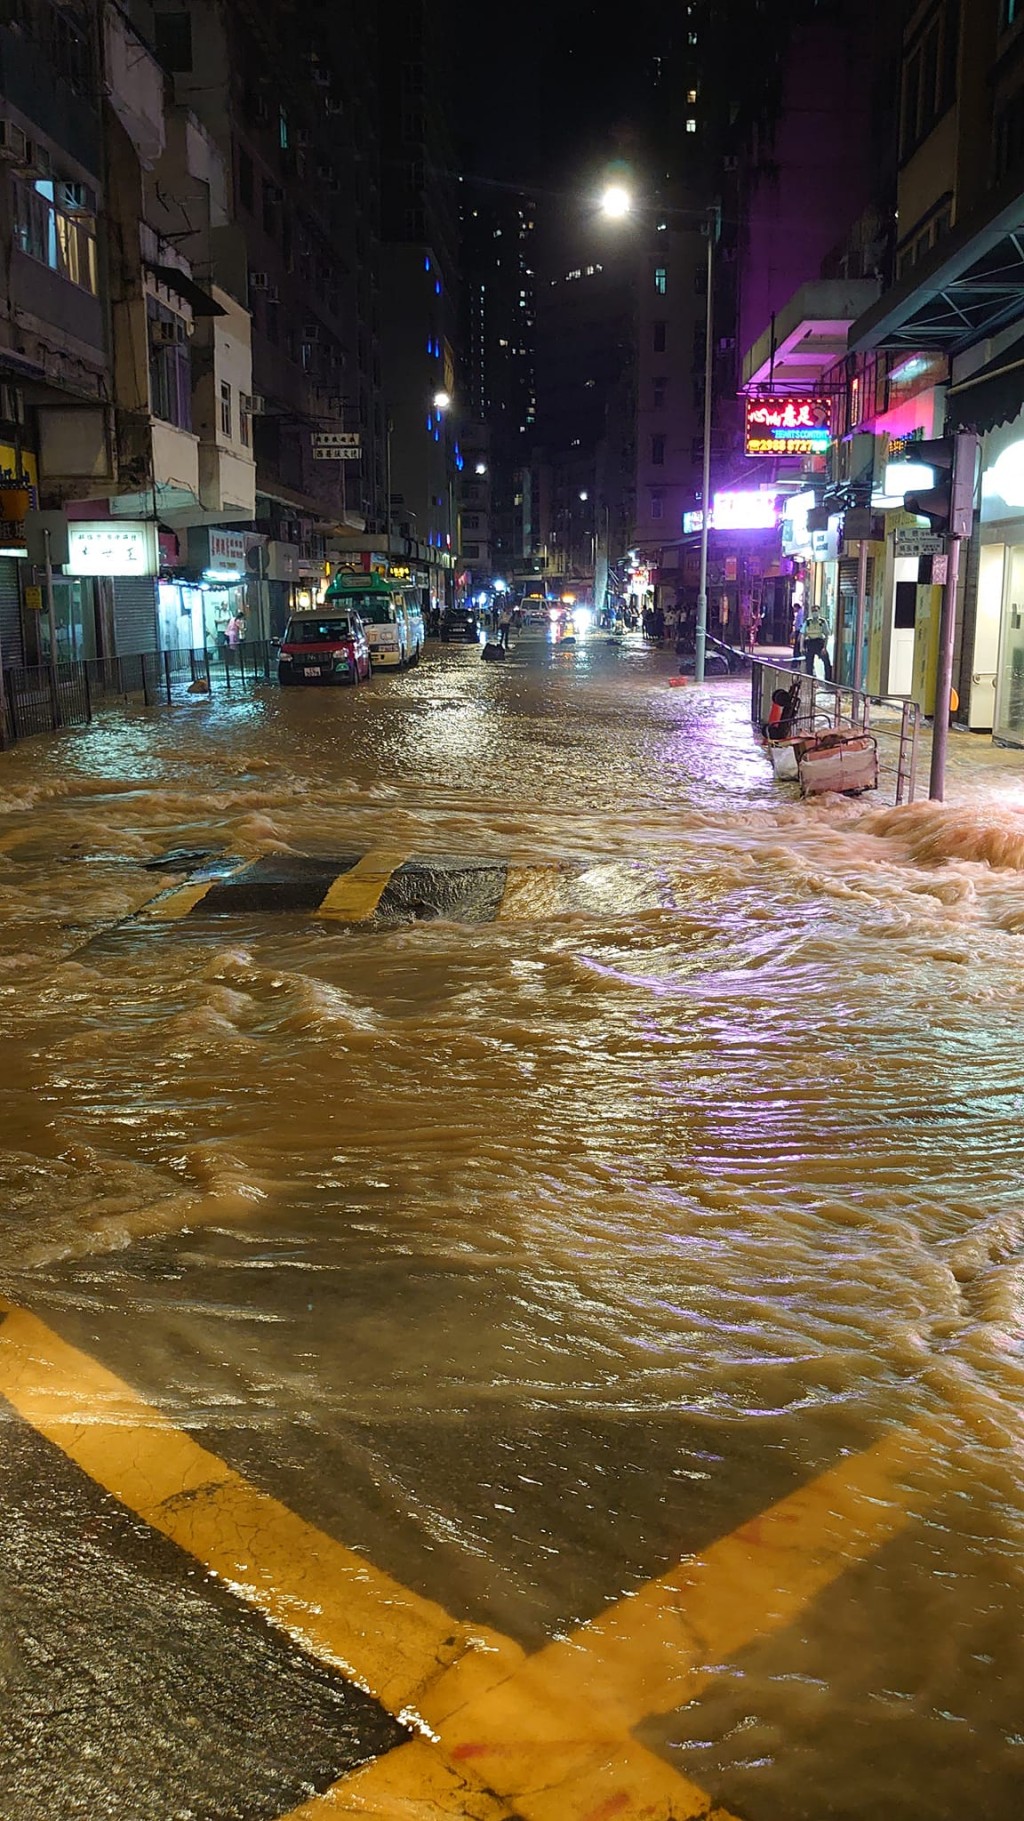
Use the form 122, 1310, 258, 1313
111, 576, 158, 654
0, 558, 24, 669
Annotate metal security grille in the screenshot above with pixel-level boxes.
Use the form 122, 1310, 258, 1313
0, 556, 25, 669
111, 576, 158, 654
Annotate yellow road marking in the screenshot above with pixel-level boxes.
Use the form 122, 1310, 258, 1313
0, 1293, 940, 1821
0, 1298, 506, 1718
496, 864, 571, 922
318, 849, 410, 921
141, 877, 224, 920
293, 1424, 937, 1820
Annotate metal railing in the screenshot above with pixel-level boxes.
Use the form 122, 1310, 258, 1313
1, 641, 279, 749
752, 659, 921, 804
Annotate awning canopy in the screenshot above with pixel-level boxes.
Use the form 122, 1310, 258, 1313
946, 330, 1024, 433
849, 176, 1024, 355
145, 261, 226, 316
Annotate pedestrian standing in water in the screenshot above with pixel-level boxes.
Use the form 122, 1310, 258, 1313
225, 611, 244, 650
791, 598, 805, 663
498, 597, 514, 650
802, 603, 833, 680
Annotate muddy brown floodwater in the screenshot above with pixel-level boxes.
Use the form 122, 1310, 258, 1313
3, 630, 1024, 1819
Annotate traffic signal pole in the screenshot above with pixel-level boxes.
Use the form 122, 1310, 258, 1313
928, 531, 962, 802
902, 431, 977, 803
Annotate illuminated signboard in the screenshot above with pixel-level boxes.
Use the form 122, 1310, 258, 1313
712, 490, 780, 530
65, 521, 159, 577
745, 395, 831, 457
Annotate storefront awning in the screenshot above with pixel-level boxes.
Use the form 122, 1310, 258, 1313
946, 330, 1024, 433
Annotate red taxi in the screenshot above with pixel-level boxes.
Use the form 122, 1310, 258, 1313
277, 611, 372, 686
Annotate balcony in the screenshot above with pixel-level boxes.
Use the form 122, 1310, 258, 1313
742, 279, 880, 391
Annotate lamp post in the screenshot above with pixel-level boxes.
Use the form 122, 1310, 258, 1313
598, 185, 721, 683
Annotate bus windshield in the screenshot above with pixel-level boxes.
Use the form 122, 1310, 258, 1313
327, 591, 395, 623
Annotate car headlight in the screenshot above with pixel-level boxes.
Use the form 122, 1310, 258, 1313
278, 651, 292, 661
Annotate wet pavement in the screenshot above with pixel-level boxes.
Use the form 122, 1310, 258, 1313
2, 626, 1024, 1818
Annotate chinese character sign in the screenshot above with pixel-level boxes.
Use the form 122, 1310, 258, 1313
745, 395, 832, 457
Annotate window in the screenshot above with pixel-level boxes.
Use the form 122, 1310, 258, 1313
147, 300, 192, 430
262, 181, 277, 235
154, 10, 193, 71
219, 382, 232, 437
654, 265, 667, 294
1004, 0, 1021, 25
240, 402, 251, 448
686, 118, 697, 133
12, 177, 97, 293
651, 434, 666, 465
650, 492, 664, 521
652, 376, 667, 409
653, 319, 667, 352
687, 88, 698, 104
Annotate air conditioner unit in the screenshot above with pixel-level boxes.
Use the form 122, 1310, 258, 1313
27, 141, 52, 178
325, 98, 343, 116
313, 68, 331, 88
718, 336, 736, 351
303, 323, 320, 341
250, 271, 270, 290
151, 319, 187, 344
0, 120, 28, 164
244, 394, 267, 414
265, 286, 280, 304
294, 128, 311, 148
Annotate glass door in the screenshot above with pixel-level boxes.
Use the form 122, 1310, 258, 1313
994, 543, 1024, 745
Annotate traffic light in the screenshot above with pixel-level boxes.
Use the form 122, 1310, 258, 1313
903, 433, 978, 538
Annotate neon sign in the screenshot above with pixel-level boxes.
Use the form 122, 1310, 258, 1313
712, 490, 780, 530
745, 395, 832, 457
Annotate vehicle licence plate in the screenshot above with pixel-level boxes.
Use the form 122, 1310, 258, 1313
304, 667, 319, 677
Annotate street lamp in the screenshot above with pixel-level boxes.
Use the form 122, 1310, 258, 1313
433, 390, 452, 413
599, 184, 632, 220
579, 490, 588, 501
475, 461, 487, 476
597, 182, 720, 683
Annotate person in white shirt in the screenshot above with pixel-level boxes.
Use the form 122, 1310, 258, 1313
802, 605, 832, 680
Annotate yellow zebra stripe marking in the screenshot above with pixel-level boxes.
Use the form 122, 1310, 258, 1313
496, 864, 571, 922
141, 878, 224, 920
318, 850, 410, 921
0, 1293, 939, 1821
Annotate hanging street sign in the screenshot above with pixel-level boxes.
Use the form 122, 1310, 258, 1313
313, 432, 361, 447
313, 445, 361, 460
745, 395, 832, 457
894, 527, 945, 558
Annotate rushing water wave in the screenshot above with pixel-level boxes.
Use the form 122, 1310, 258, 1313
2, 643, 1024, 1814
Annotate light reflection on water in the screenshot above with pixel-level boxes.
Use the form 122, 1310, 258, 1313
3, 637, 1024, 1813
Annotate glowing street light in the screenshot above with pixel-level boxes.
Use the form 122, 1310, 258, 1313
475, 461, 487, 475
433, 390, 452, 412
599, 184, 632, 220
579, 490, 589, 502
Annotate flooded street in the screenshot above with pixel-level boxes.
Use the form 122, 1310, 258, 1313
3, 628, 1024, 1819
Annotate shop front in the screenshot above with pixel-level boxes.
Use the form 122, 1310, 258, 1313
974, 419, 1024, 745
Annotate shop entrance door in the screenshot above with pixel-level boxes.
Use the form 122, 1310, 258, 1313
39, 579, 97, 663
994, 544, 1024, 745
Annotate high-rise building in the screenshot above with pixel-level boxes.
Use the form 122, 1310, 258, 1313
459, 189, 536, 573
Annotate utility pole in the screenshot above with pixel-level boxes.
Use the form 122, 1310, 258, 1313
695, 204, 720, 685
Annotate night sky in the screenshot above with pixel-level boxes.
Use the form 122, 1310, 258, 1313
453, 0, 679, 186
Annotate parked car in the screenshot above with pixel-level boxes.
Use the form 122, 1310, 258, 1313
277, 612, 371, 685
440, 605, 480, 642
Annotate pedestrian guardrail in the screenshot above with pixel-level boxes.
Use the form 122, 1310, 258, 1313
751, 659, 922, 804
0, 641, 280, 750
